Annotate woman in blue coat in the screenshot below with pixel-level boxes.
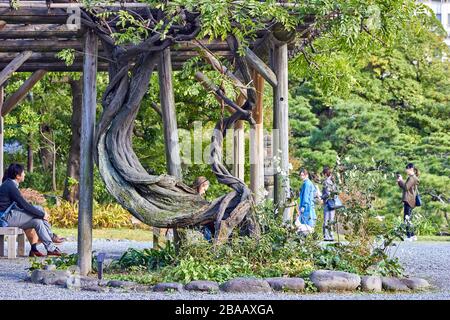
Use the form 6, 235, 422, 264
297, 168, 317, 227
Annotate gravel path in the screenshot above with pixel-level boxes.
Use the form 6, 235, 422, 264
0, 240, 449, 300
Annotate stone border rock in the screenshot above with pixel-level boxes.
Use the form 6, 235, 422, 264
27, 269, 432, 295
310, 270, 361, 292
153, 282, 184, 293
220, 278, 272, 293
361, 276, 382, 293
265, 277, 305, 292
185, 280, 220, 293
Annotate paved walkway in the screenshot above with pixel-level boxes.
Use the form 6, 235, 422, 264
0, 240, 449, 300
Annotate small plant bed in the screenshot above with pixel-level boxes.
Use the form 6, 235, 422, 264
26, 201, 431, 295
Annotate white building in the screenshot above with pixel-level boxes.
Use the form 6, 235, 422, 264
419, 0, 450, 45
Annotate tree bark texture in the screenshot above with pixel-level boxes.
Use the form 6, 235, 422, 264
81, 9, 262, 242
63, 78, 82, 203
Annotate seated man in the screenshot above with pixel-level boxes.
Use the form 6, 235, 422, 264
0, 163, 64, 257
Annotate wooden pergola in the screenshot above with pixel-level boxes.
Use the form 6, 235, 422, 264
0, 0, 305, 275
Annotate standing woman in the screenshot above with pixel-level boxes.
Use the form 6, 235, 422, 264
397, 163, 420, 241
297, 168, 317, 228
321, 166, 337, 241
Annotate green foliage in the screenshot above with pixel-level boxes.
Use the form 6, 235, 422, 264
116, 247, 176, 272
29, 253, 98, 271
55, 49, 76, 66
47, 200, 136, 229
112, 10, 149, 45
289, 9, 450, 234
109, 199, 404, 284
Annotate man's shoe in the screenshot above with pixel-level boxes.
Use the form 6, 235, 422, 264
46, 248, 63, 256
51, 234, 66, 244
29, 249, 45, 257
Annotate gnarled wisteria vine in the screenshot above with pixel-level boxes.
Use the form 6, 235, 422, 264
80, 6, 263, 243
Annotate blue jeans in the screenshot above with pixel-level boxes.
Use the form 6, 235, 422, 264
404, 202, 414, 238
202, 226, 213, 242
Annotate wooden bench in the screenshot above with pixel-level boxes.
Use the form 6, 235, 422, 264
0, 227, 26, 259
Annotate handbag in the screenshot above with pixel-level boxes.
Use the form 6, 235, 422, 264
415, 194, 422, 207
326, 195, 344, 210
0, 202, 17, 228
415, 186, 422, 207
0, 212, 7, 227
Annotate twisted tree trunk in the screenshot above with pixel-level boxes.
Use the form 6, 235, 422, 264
81, 9, 261, 243
63, 78, 82, 203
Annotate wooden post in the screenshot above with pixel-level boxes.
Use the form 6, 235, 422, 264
156, 47, 182, 248
0, 86, 3, 182
245, 48, 278, 88
250, 71, 265, 204
0, 51, 32, 87
17, 233, 25, 256
233, 95, 246, 180
158, 47, 182, 179
77, 30, 97, 276
233, 121, 245, 180
0, 235, 4, 257
152, 228, 166, 250
7, 235, 16, 259
272, 42, 291, 221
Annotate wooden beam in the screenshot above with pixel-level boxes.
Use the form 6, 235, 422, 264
250, 71, 265, 204
0, 62, 199, 72
194, 72, 249, 115
158, 47, 182, 179
0, 51, 32, 87
1, 69, 47, 116
196, 43, 248, 99
157, 47, 183, 248
0, 1, 304, 8
0, 8, 70, 24
0, 39, 230, 52
0, 2, 150, 9
194, 72, 235, 115
0, 52, 110, 63
245, 48, 278, 88
78, 30, 98, 276
175, 40, 232, 52
0, 51, 232, 64
0, 40, 85, 52
0, 39, 230, 53
0, 24, 83, 39
0, 62, 109, 72
272, 42, 291, 222
0, 2, 306, 10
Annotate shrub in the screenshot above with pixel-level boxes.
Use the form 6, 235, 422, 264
29, 252, 99, 272
20, 188, 47, 205
47, 200, 139, 229
109, 198, 404, 285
